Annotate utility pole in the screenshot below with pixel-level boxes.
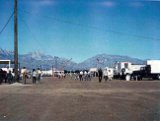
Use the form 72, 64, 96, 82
14, 0, 18, 82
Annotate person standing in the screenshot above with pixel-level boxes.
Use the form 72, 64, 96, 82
37, 68, 42, 82
98, 68, 103, 83
107, 70, 113, 81
84, 71, 88, 81
7, 70, 13, 84
12, 69, 15, 83
3, 70, 7, 83
103, 69, 108, 81
88, 71, 91, 81
32, 69, 37, 84
0, 69, 3, 84
21, 67, 27, 84
79, 71, 83, 81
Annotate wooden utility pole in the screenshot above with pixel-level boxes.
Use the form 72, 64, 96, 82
14, 0, 18, 81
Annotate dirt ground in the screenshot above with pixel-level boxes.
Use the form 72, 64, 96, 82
0, 76, 160, 121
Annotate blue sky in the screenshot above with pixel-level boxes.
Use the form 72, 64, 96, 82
0, 0, 160, 62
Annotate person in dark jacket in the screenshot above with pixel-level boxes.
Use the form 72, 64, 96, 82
98, 68, 103, 83
2, 70, 7, 83
0, 69, 3, 84
7, 70, 13, 84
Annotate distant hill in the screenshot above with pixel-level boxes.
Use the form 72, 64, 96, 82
0, 48, 145, 70
0, 49, 76, 70
0, 48, 14, 60
76, 54, 145, 70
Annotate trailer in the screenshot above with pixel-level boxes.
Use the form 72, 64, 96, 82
132, 60, 160, 80
114, 62, 145, 81
0, 60, 13, 72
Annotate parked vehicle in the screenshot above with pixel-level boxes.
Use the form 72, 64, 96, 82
114, 62, 145, 81
132, 60, 160, 80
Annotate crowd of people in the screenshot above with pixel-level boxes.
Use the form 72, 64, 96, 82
70, 68, 112, 83
0, 66, 113, 85
57, 72, 66, 79
21, 67, 42, 84
70, 71, 91, 81
0, 69, 15, 84
0, 67, 43, 85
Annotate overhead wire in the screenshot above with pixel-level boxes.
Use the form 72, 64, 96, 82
18, 12, 51, 53
19, 8, 160, 41
18, 12, 40, 44
0, 11, 14, 36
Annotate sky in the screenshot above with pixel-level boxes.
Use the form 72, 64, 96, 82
0, 0, 160, 63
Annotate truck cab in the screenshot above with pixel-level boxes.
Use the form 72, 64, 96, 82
114, 62, 145, 81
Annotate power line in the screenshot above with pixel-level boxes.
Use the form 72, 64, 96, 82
19, 13, 39, 43
0, 11, 14, 36
19, 9, 160, 41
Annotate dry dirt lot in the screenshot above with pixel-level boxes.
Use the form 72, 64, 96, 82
0, 76, 160, 121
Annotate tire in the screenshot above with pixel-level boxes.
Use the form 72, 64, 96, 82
138, 75, 142, 81
125, 74, 131, 81
157, 75, 160, 80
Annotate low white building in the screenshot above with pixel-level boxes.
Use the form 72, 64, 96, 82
89, 68, 98, 73
42, 68, 64, 77
89, 67, 98, 77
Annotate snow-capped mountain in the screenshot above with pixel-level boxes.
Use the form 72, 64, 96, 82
21, 51, 54, 60
0, 48, 145, 70
0, 48, 14, 59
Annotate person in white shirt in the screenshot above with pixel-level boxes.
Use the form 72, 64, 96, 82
107, 70, 113, 81
84, 71, 88, 81
79, 71, 83, 81
32, 69, 37, 84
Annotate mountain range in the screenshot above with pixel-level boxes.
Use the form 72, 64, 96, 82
0, 48, 145, 70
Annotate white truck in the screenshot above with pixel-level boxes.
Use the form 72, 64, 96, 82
132, 60, 160, 80
114, 62, 145, 81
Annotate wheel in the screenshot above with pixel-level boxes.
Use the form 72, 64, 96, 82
157, 75, 160, 80
125, 74, 131, 81
138, 75, 142, 81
